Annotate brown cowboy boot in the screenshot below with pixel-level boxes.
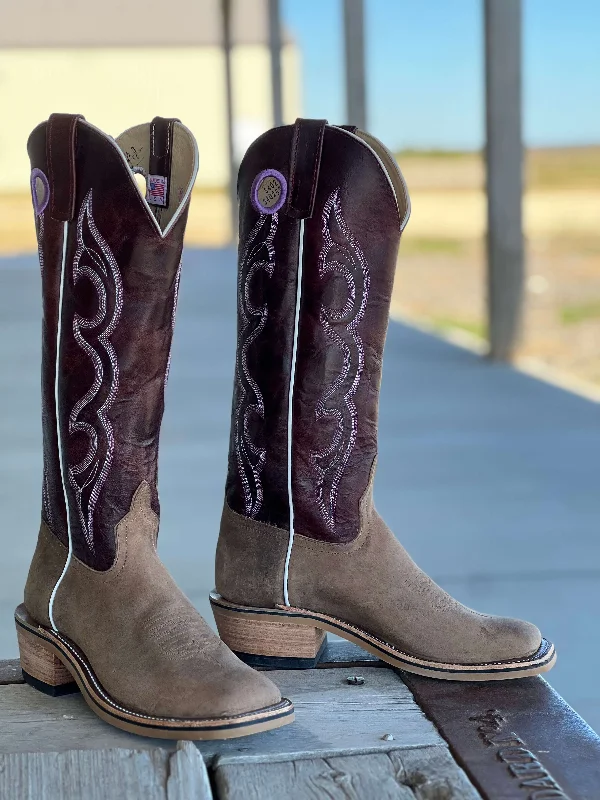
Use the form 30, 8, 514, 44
16, 114, 293, 738
210, 119, 556, 681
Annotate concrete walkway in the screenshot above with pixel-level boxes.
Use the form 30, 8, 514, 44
1, 248, 599, 733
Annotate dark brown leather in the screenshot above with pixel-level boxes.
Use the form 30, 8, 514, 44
225, 123, 401, 543
402, 672, 600, 800
28, 118, 190, 569
286, 118, 327, 219
148, 116, 178, 209
226, 125, 299, 529
46, 113, 83, 222
293, 127, 400, 542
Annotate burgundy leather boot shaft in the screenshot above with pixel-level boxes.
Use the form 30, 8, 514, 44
226, 119, 410, 543
29, 114, 195, 570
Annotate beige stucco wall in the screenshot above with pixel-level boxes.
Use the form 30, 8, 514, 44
0, 44, 300, 192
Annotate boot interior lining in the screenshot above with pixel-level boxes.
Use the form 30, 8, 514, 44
115, 122, 196, 233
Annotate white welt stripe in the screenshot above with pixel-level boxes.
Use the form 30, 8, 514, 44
283, 218, 305, 607
48, 221, 74, 631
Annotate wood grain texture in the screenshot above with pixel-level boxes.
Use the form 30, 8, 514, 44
215, 745, 481, 799
0, 668, 440, 761
0, 684, 173, 754
0, 742, 213, 800
167, 742, 213, 800
17, 624, 73, 687
0, 658, 23, 685
213, 605, 326, 658
197, 667, 440, 764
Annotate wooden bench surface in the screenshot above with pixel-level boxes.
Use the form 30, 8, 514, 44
2, 641, 600, 799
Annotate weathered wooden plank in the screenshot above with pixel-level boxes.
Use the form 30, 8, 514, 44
167, 742, 213, 800
0, 741, 213, 800
215, 745, 481, 800
197, 667, 439, 765
0, 658, 23, 685
0, 684, 174, 754
402, 672, 600, 800
0, 668, 440, 760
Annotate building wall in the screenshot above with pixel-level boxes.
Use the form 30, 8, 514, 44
0, 44, 300, 192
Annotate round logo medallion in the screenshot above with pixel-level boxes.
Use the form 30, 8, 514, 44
251, 169, 287, 215
30, 168, 50, 216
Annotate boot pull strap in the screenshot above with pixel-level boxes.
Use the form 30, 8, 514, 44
148, 116, 179, 209
286, 118, 327, 219
340, 124, 359, 134
47, 113, 84, 222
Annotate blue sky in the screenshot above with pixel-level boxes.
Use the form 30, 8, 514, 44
282, 0, 600, 151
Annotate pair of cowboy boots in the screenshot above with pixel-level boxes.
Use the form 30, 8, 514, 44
16, 114, 555, 741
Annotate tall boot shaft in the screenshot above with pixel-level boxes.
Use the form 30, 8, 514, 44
226, 119, 410, 543
30, 114, 197, 569
215, 120, 555, 682
22, 115, 294, 738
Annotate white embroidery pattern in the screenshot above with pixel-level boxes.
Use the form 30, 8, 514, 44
311, 188, 370, 531
37, 213, 54, 526
37, 213, 45, 274
235, 213, 278, 518
68, 190, 123, 550
42, 463, 54, 528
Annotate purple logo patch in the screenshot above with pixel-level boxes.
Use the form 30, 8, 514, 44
251, 169, 287, 215
31, 168, 50, 216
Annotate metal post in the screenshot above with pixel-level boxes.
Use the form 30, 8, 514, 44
484, 0, 524, 361
343, 0, 367, 129
268, 0, 284, 127
221, 0, 238, 242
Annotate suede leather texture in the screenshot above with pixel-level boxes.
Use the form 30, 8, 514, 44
28, 118, 189, 569
216, 501, 287, 608
24, 520, 67, 629
27, 483, 281, 719
217, 495, 542, 665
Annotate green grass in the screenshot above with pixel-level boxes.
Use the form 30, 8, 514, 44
561, 302, 600, 325
393, 145, 600, 189
396, 148, 477, 160
430, 316, 487, 339
400, 238, 468, 256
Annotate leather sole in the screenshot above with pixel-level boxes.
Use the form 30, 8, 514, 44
14, 604, 294, 739
210, 592, 557, 681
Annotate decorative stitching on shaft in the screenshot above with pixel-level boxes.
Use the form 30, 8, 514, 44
68, 190, 123, 550
234, 213, 278, 518
310, 188, 371, 532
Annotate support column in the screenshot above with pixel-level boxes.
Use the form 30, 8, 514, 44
343, 0, 367, 129
221, 0, 238, 241
268, 0, 284, 128
484, 0, 524, 361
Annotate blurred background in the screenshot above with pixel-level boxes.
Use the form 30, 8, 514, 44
0, 0, 599, 734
